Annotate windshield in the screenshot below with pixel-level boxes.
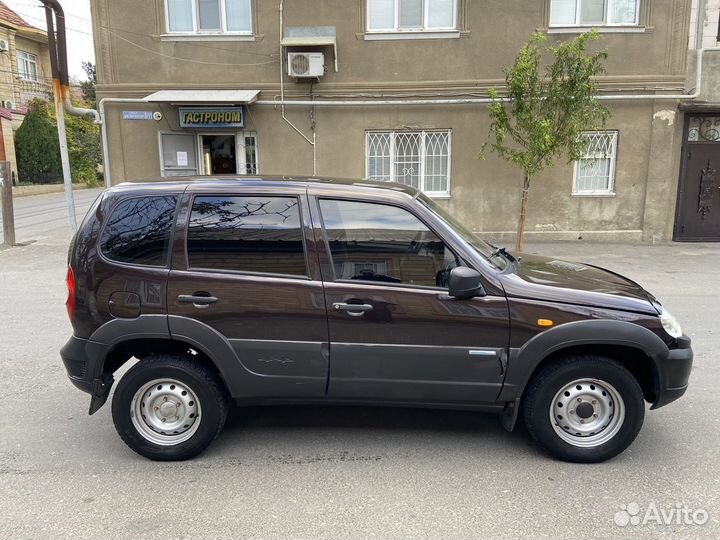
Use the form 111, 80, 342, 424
417, 193, 507, 270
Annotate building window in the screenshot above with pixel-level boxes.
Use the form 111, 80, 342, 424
367, 0, 457, 32
160, 133, 199, 176
166, 0, 252, 34
17, 51, 38, 81
550, 0, 639, 26
366, 130, 451, 197
573, 131, 618, 195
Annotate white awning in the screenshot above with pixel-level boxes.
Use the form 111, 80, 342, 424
143, 90, 260, 104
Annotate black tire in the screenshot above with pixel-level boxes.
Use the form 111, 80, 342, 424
111, 354, 228, 461
523, 355, 645, 463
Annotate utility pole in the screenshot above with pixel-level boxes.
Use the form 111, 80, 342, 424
40, 0, 100, 236
1, 161, 15, 246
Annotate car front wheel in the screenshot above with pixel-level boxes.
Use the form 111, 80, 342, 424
523, 355, 645, 463
111, 354, 228, 461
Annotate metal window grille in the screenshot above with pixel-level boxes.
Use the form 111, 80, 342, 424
366, 130, 451, 196
573, 131, 618, 194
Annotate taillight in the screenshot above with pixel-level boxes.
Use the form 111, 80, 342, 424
65, 266, 76, 321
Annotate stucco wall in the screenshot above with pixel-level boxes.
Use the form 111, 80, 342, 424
104, 98, 682, 242
93, 0, 693, 242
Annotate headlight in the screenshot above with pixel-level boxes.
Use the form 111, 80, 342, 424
660, 308, 683, 338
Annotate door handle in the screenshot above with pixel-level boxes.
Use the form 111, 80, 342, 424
332, 302, 373, 316
177, 294, 218, 307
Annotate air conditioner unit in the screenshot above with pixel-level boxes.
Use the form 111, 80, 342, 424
288, 52, 324, 78
3, 100, 14, 109
0, 40, 8, 52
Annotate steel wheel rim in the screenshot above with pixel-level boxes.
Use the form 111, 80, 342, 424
549, 378, 625, 448
131, 378, 201, 446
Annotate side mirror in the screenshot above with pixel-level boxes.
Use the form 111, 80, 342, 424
448, 266, 485, 299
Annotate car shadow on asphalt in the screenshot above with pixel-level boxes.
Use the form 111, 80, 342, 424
206, 403, 539, 458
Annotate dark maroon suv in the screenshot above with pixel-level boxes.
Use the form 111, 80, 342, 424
60, 177, 692, 462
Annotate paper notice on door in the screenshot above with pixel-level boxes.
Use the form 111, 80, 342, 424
176, 151, 188, 167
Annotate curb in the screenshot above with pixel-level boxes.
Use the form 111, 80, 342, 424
11, 184, 91, 198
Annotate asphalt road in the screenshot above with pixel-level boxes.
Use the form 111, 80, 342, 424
1, 190, 719, 539
0, 188, 103, 244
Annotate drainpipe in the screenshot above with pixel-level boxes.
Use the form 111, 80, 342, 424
41, 0, 99, 234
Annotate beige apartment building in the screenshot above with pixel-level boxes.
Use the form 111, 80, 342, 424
91, 0, 720, 242
0, 1, 52, 181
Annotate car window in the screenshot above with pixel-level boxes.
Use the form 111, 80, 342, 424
319, 199, 459, 288
187, 195, 307, 276
100, 196, 177, 266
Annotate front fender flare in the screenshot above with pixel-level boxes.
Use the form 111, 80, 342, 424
498, 319, 669, 403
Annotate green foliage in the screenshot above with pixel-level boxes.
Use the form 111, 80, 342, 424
482, 31, 610, 181
14, 99, 61, 183
14, 98, 102, 186
65, 103, 102, 187
79, 61, 97, 107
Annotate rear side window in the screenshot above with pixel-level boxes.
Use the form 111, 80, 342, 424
100, 196, 177, 266
187, 195, 307, 276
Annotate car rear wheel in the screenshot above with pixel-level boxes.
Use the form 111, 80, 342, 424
111, 354, 228, 461
523, 355, 645, 463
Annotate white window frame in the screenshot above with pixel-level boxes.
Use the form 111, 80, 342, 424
366, 130, 452, 198
572, 130, 618, 196
549, 0, 641, 27
17, 51, 38, 82
366, 0, 458, 33
165, 0, 253, 35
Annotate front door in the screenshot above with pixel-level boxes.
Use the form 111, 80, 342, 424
675, 115, 720, 241
314, 197, 510, 404
201, 134, 237, 174
167, 187, 329, 398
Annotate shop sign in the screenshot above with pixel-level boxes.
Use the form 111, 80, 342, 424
179, 107, 245, 129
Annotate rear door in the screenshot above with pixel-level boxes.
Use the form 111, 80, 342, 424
312, 195, 510, 404
167, 184, 329, 398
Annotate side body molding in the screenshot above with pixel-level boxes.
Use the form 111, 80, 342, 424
498, 319, 670, 402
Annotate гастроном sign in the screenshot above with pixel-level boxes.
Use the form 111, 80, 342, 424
179, 107, 245, 129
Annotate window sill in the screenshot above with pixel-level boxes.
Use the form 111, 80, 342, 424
571, 192, 616, 198
160, 33, 257, 42
425, 193, 451, 199
364, 30, 461, 41
546, 26, 649, 34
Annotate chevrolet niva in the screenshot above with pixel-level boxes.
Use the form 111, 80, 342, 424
61, 177, 692, 462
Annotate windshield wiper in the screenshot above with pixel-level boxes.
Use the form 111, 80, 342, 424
489, 246, 517, 263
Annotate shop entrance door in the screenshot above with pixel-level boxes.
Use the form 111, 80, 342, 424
201, 134, 237, 175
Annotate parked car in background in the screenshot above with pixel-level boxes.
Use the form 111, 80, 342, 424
60, 177, 693, 462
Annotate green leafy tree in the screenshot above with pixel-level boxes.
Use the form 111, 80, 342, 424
482, 31, 610, 252
65, 104, 102, 187
14, 99, 61, 183
79, 61, 96, 107
15, 98, 102, 186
